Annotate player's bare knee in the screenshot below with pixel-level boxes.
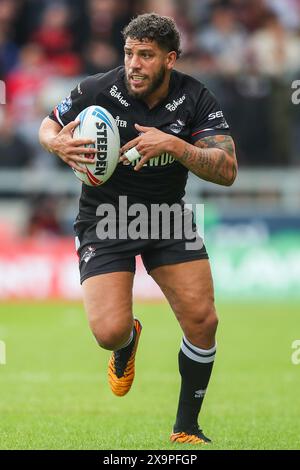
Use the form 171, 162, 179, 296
89, 318, 132, 350
182, 304, 218, 341
204, 310, 219, 335
198, 305, 218, 333
96, 333, 129, 351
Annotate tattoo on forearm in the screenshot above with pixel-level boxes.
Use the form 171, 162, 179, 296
181, 135, 237, 186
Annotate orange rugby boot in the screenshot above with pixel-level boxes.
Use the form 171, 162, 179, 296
108, 318, 142, 397
170, 426, 212, 444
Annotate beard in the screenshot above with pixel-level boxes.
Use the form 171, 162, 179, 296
125, 65, 167, 100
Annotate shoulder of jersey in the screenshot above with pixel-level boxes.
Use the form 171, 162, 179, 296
173, 69, 205, 90
72, 105, 120, 187
172, 70, 206, 105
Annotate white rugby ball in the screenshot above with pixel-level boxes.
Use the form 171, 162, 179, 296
72, 105, 120, 186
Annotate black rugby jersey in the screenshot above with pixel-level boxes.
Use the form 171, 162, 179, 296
49, 66, 230, 213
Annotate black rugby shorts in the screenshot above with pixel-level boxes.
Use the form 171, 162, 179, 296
75, 206, 208, 284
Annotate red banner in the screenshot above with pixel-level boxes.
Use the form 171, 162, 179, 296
0, 237, 163, 300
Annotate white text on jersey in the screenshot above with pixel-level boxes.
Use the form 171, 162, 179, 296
110, 85, 130, 107
165, 94, 186, 112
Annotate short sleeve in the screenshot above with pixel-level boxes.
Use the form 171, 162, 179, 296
49, 76, 98, 127
190, 87, 230, 144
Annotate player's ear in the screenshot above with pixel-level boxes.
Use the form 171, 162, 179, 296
166, 51, 177, 69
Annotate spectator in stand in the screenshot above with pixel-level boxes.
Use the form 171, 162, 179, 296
265, 0, 300, 31
0, 109, 32, 168
82, 40, 120, 75
229, 0, 271, 33
87, 0, 119, 40
195, 5, 248, 75
0, 0, 19, 37
245, 11, 300, 165
183, 0, 216, 30
84, 0, 133, 59
30, 2, 81, 77
247, 11, 300, 77
27, 195, 64, 238
5, 42, 62, 169
0, 0, 21, 77
144, 0, 196, 56
0, 26, 19, 77
6, 43, 52, 124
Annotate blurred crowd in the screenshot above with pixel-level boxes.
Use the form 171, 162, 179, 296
1, 0, 300, 171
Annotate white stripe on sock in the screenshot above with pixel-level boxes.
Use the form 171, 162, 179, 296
183, 336, 217, 355
181, 341, 216, 363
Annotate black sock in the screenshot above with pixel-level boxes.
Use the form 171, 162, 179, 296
113, 326, 136, 378
174, 336, 216, 432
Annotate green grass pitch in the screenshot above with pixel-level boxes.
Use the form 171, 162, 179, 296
0, 300, 299, 450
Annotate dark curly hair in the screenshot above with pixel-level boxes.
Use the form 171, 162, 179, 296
122, 13, 182, 58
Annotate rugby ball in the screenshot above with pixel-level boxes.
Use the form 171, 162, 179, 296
72, 105, 120, 186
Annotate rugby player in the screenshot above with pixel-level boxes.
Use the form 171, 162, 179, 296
39, 13, 237, 444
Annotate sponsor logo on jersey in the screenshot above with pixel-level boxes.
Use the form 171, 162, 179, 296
165, 94, 186, 112
115, 116, 127, 128
57, 96, 72, 115
131, 152, 175, 167
207, 110, 229, 129
214, 118, 229, 129
208, 110, 224, 120
169, 119, 185, 134
110, 85, 130, 107
94, 122, 108, 176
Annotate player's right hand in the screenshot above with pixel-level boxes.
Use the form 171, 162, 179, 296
49, 121, 96, 173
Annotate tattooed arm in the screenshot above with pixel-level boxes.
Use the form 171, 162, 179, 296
120, 125, 237, 185
174, 134, 238, 187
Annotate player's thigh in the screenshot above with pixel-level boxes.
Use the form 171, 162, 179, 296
150, 259, 216, 327
82, 271, 135, 332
